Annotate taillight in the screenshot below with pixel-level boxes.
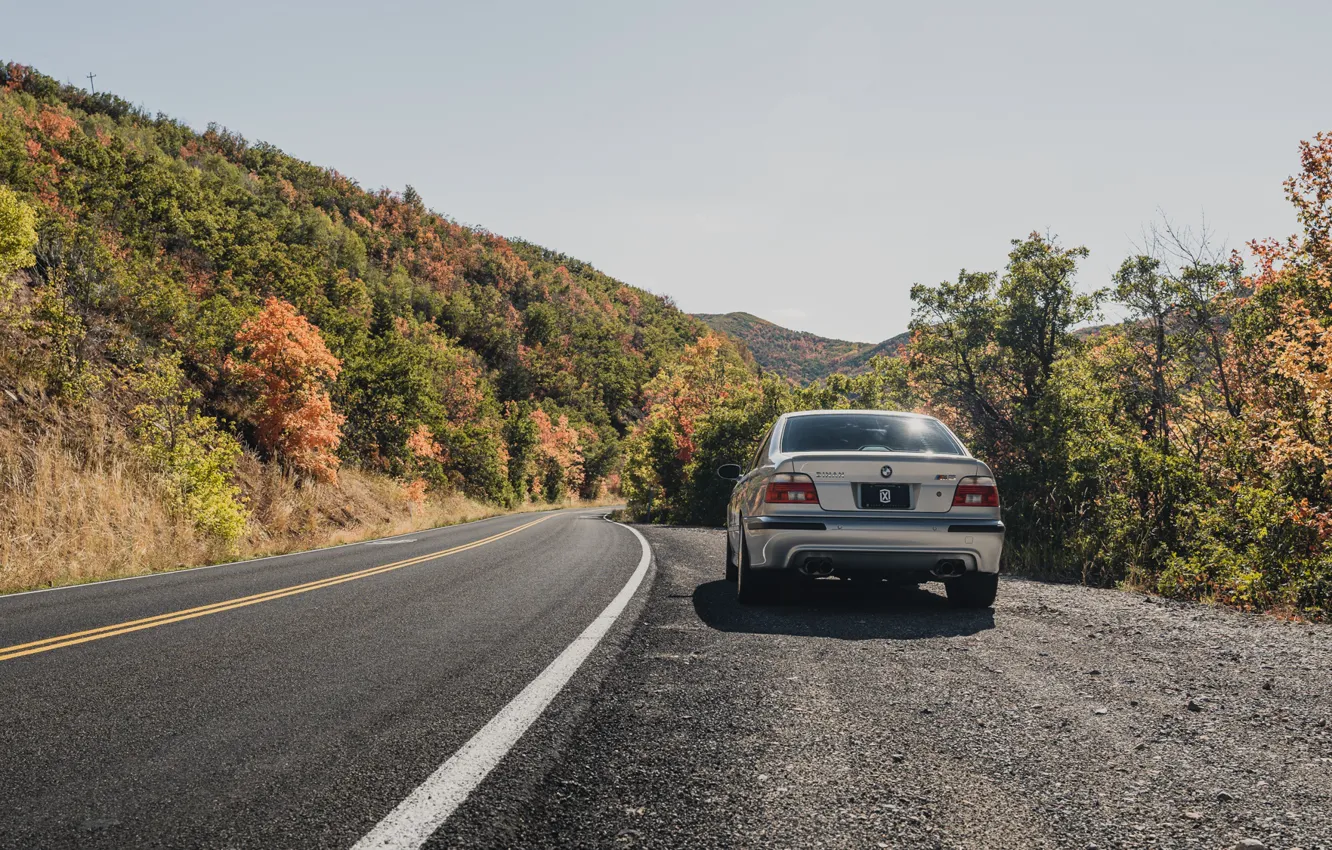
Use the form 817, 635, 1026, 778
952, 476, 999, 508
764, 473, 820, 505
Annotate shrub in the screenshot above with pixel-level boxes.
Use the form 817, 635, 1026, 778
129, 353, 248, 542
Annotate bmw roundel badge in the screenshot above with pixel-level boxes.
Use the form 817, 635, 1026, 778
880, 465, 893, 478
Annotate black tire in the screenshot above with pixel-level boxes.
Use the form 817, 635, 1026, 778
725, 530, 738, 582
735, 529, 771, 604
945, 571, 999, 608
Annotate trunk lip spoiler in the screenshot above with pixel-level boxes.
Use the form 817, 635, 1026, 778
780, 451, 973, 462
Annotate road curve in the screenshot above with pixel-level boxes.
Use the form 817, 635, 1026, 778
0, 509, 644, 850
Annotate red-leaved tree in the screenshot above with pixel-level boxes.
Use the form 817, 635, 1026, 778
230, 297, 345, 482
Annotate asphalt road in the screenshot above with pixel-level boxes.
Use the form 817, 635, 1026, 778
436, 527, 1332, 850
0, 508, 643, 850
6, 520, 1331, 849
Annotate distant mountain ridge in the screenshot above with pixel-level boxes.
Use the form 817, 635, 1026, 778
694, 312, 908, 384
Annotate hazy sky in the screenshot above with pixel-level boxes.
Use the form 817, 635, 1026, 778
5, 1, 1330, 341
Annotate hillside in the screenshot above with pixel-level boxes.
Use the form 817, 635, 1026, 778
694, 311, 908, 384
0, 61, 721, 591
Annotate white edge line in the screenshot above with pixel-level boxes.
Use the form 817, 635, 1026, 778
0, 509, 580, 602
350, 517, 652, 850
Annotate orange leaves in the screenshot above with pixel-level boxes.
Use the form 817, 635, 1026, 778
1262, 299, 1332, 479
1287, 131, 1332, 264
229, 297, 345, 483
402, 478, 428, 504
530, 409, 584, 499
406, 423, 447, 463
35, 107, 78, 142
2, 63, 31, 92
640, 334, 755, 463
276, 178, 300, 205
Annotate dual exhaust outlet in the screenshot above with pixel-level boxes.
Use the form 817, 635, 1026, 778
799, 558, 835, 577
797, 557, 969, 579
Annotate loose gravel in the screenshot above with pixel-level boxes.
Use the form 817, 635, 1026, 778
437, 526, 1332, 849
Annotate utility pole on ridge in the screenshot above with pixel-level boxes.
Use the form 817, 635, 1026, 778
86, 72, 97, 93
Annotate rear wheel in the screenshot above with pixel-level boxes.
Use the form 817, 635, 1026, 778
945, 572, 999, 608
725, 530, 738, 582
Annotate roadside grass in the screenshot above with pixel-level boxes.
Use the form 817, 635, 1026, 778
0, 408, 616, 595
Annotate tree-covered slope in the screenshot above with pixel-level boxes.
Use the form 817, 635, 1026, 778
0, 61, 722, 581
694, 311, 908, 384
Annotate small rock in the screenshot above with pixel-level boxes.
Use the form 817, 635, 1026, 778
1183, 811, 1205, 821
1087, 669, 1101, 675
1187, 699, 1204, 712
1217, 791, 1235, 802
920, 707, 933, 715
1262, 680, 1273, 691
1230, 840, 1266, 850
891, 753, 905, 763
1093, 708, 1108, 715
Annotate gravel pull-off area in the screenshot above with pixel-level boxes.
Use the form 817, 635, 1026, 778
437, 526, 1332, 850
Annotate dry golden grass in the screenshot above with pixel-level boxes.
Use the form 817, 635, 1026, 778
0, 401, 615, 594
0, 407, 215, 591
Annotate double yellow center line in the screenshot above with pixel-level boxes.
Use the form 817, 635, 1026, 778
0, 515, 551, 663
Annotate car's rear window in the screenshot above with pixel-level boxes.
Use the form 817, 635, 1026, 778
780, 414, 963, 455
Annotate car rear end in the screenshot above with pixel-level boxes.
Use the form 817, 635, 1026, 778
739, 411, 1003, 605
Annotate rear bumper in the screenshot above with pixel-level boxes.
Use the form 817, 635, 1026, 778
743, 514, 1004, 575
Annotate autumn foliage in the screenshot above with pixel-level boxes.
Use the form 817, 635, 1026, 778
6, 60, 1332, 616
529, 409, 583, 500
0, 60, 709, 527
229, 297, 345, 482
619, 136, 1332, 618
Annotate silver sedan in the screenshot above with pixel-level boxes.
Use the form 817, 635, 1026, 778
718, 410, 1004, 607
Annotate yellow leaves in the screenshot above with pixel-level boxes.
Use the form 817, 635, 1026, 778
0, 186, 38, 281
1259, 298, 1332, 484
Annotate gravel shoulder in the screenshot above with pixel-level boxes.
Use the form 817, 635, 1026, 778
438, 525, 1332, 850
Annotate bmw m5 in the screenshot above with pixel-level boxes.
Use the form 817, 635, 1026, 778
718, 410, 1004, 607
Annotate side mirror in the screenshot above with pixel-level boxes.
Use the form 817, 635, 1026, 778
716, 463, 742, 481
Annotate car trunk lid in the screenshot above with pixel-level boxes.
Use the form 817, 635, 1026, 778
781, 453, 980, 512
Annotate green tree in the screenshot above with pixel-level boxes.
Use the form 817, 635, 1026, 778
0, 186, 37, 282
909, 233, 1103, 568
129, 352, 249, 542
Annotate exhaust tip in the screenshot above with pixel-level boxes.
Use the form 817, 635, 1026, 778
931, 559, 967, 579
800, 557, 835, 577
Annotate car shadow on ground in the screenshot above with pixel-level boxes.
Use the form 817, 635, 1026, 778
691, 579, 995, 640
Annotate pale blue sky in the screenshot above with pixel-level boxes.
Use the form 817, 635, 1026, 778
5, 1, 1330, 342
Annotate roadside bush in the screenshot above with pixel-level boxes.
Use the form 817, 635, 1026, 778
129, 353, 248, 543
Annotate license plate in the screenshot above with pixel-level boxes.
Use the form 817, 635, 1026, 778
860, 483, 910, 509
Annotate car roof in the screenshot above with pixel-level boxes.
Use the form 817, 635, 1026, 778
780, 409, 933, 419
